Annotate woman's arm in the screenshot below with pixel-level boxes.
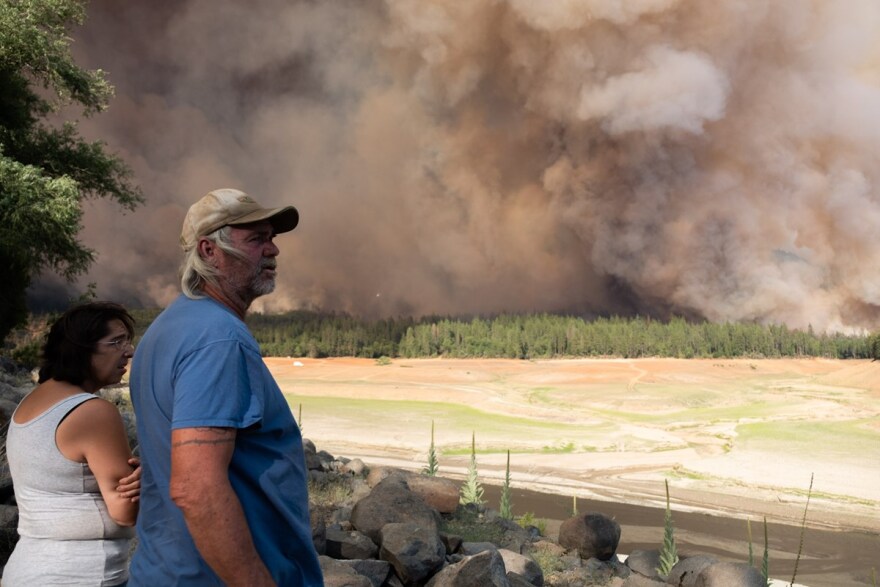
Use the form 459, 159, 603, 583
56, 398, 140, 526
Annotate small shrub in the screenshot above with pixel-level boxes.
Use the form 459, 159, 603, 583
375, 356, 392, 366
499, 450, 512, 519
762, 517, 770, 587
440, 508, 505, 543
10, 340, 40, 369
459, 431, 485, 506
423, 420, 439, 476
791, 473, 814, 586
747, 519, 754, 566
656, 479, 679, 577
307, 475, 353, 508
516, 512, 546, 536
530, 542, 568, 574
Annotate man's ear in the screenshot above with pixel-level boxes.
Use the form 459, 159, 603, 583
197, 237, 217, 263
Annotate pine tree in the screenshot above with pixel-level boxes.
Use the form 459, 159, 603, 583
459, 432, 485, 506
656, 480, 679, 577
423, 420, 439, 476
499, 450, 512, 519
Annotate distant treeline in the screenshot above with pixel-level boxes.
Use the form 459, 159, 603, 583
143, 310, 872, 360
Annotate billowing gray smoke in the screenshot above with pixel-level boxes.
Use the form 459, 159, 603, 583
55, 0, 880, 331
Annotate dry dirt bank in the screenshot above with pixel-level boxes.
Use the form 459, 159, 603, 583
268, 357, 880, 536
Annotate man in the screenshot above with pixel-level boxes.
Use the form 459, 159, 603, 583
129, 188, 323, 586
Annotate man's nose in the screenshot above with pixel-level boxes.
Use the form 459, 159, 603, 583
265, 241, 280, 256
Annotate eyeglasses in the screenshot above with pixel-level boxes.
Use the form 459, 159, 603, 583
98, 337, 134, 351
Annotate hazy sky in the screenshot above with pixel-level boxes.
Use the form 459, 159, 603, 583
32, 0, 880, 332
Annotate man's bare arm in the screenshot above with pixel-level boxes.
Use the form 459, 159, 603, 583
170, 427, 275, 587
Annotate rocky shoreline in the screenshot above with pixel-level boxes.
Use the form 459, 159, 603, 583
0, 371, 845, 585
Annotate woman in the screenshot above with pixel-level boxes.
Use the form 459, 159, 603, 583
4, 302, 142, 586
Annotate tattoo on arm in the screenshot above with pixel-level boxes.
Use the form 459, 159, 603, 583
172, 427, 236, 449
172, 437, 235, 448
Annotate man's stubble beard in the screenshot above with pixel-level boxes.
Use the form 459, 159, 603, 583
249, 260, 277, 298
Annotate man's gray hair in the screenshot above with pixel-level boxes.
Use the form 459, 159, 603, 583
180, 226, 246, 299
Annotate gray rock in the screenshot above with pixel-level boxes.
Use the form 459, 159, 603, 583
319, 555, 374, 587
440, 532, 463, 555
582, 557, 618, 583
622, 574, 665, 586
326, 527, 379, 560
305, 451, 324, 471
405, 475, 460, 514
379, 522, 445, 586
460, 542, 497, 556
311, 508, 328, 555
667, 555, 718, 587
557, 512, 621, 561
338, 559, 392, 587
350, 475, 440, 543
341, 458, 367, 476
426, 550, 510, 587
366, 466, 408, 487
695, 562, 766, 586
625, 549, 662, 580
498, 549, 543, 586
506, 573, 535, 587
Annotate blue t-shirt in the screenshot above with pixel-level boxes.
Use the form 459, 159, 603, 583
128, 295, 322, 586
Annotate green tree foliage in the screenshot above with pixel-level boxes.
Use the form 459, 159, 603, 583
0, 0, 142, 344
868, 332, 880, 361
245, 311, 871, 360
459, 432, 485, 506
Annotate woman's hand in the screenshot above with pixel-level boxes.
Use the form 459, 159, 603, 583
116, 457, 142, 503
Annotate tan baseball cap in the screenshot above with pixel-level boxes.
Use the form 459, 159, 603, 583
180, 188, 299, 249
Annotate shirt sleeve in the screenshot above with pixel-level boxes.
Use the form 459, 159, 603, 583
171, 339, 264, 430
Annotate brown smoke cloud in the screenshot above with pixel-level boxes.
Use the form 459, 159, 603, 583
45, 0, 880, 331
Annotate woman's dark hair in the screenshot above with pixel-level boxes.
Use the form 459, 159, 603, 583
38, 301, 135, 385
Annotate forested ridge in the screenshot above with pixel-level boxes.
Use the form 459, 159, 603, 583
128, 309, 872, 360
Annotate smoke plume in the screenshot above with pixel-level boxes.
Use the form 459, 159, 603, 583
45, 0, 880, 331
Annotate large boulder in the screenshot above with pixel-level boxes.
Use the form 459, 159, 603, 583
366, 466, 405, 487
379, 522, 446, 586
405, 475, 460, 514
557, 512, 621, 561
350, 475, 440, 543
426, 549, 510, 587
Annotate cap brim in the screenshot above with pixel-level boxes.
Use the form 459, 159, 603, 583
227, 206, 299, 234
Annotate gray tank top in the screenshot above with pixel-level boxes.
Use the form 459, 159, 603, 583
2, 392, 133, 586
